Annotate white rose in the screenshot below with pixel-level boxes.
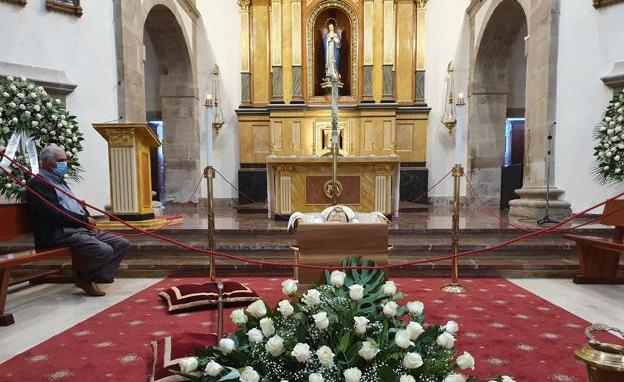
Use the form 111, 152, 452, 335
403, 352, 423, 369
395, 329, 415, 349
19, 104, 26, 110
24, 111, 31, 117
57, 123, 62, 128
607, 152, 613, 157
31, 121, 38, 127
55, 98, 61, 104
16, 93, 24, 99
302, 289, 321, 306
277, 299, 294, 317
60, 113, 66, 119
247, 328, 263, 343
2, 126, 8, 133
456, 351, 475, 370
406, 321, 425, 340
8, 102, 16, 108
218, 338, 235, 354
616, 155, 621, 161
239, 366, 260, 382
40, 128, 47, 133
46, 102, 52, 108
443, 374, 465, 382
29, 92, 36, 98
316, 345, 335, 366
329, 270, 346, 287
291, 342, 311, 363
308, 373, 324, 382
353, 316, 369, 335
444, 320, 459, 334
66, 151, 73, 157
11, 117, 17, 123
19, 76, 25, 81
605, 166, 611, 170
343, 367, 362, 382
281, 279, 298, 295
500, 377, 516, 382
436, 332, 456, 348
230, 308, 248, 325
616, 168, 622, 173
383, 301, 399, 317
2, 92, 8, 97
61, 120, 68, 126
349, 284, 364, 301
36, 113, 42, 119
178, 357, 198, 373
27, 84, 34, 90
204, 360, 224, 377
358, 341, 379, 361
6, 76, 14, 81
265, 335, 284, 357
51, 114, 58, 121
9, 85, 16, 91
313, 311, 329, 330
616, 126, 623, 133
400, 375, 415, 382
407, 301, 424, 316
382, 280, 397, 296
600, 126, 607, 131
246, 300, 267, 318
260, 317, 276, 337
66, 128, 72, 134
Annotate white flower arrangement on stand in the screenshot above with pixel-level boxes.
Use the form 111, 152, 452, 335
0, 75, 85, 200
173, 258, 515, 382
594, 89, 624, 183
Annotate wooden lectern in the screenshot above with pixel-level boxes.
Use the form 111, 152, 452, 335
293, 222, 389, 290
93, 123, 161, 223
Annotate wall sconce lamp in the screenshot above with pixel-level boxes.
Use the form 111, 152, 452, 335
208, 65, 225, 135
441, 61, 458, 132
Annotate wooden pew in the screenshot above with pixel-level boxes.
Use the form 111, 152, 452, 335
0, 204, 71, 326
563, 199, 624, 284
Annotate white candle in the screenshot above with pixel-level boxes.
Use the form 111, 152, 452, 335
455, 105, 465, 165
206, 107, 214, 166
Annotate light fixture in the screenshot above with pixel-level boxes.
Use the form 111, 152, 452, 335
211, 65, 225, 135
441, 61, 457, 132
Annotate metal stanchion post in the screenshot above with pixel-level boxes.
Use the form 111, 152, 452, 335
204, 166, 216, 281
217, 282, 224, 338
442, 164, 466, 293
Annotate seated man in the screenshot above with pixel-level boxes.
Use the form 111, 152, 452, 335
26, 144, 129, 296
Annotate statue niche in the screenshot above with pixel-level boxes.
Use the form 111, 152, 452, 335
314, 8, 351, 97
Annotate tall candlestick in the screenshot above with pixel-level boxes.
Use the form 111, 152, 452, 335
455, 105, 465, 165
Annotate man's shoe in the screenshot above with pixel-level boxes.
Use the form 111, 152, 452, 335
76, 281, 106, 297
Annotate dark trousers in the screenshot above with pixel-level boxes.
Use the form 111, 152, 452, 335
56, 230, 129, 284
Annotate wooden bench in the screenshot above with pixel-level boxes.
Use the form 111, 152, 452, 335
563, 199, 624, 284
0, 204, 71, 326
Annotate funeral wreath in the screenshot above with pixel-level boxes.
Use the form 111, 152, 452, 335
593, 89, 624, 184
0, 75, 85, 200
172, 258, 515, 382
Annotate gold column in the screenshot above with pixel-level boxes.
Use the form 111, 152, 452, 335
270, 0, 284, 103
282, 0, 292, 103
382, 0, 396, 101
291, 0, 303, 103
239, 0, 252, 105
362, 0, 374, 101
373, 0, 384, 103
252, 0, 270, 105
415, 0, 427, 102
396, 0, 414, 104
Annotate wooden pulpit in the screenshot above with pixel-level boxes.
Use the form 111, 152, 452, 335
93, 123, 160, 221
293, 222, 390, 290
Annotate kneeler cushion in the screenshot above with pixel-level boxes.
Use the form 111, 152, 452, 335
158, 281, 259, 313
150, 332, 217, 382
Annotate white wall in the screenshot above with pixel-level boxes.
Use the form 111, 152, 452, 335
196, 0, 241, 199
0, 0, 118, 209
554, 1, 624, 212
425, 0, 471, 198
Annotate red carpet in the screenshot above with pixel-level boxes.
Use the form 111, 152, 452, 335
0, 278, 596, 381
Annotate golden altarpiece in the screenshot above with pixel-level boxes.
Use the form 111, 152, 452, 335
235, 0, 430, 217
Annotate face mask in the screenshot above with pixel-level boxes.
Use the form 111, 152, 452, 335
53, 161, 68, 177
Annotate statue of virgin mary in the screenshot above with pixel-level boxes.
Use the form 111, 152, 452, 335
323, 18, 341, 81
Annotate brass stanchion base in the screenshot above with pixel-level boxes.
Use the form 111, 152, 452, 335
441, 282, 466, 294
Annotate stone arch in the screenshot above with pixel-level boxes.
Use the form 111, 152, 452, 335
468, 0, 527, 204
143, 4, 200, 202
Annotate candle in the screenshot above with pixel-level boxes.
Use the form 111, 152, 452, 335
455, 105, 465, 165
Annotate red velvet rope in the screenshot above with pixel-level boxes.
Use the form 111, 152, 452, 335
1, 153, 623, 271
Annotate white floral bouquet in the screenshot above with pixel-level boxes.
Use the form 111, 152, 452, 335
174, 258, 515, 382
594, 89, 624, 183
0, 75, 84, 200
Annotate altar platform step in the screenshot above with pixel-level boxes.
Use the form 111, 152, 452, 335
4, 227, 622, 279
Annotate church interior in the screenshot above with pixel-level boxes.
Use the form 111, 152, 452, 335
1, 0, 624, 381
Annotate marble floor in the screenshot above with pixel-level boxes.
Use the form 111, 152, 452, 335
1, 278, 622, 365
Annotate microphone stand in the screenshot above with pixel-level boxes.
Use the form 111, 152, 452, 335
537, 122, 559, 225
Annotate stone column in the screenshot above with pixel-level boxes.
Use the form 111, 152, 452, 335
382, 0, 396, 102
290, 0, 303, 103
509, 0, 571, 218
270, 0, 284, 103
238, 0, 252, 105
362, 0, 375, 102
415, 0, 427, 102
395, 0, 414, 104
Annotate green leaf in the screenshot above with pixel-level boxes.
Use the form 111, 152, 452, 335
378, 365, 397, 382
337, 331, 351, 353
